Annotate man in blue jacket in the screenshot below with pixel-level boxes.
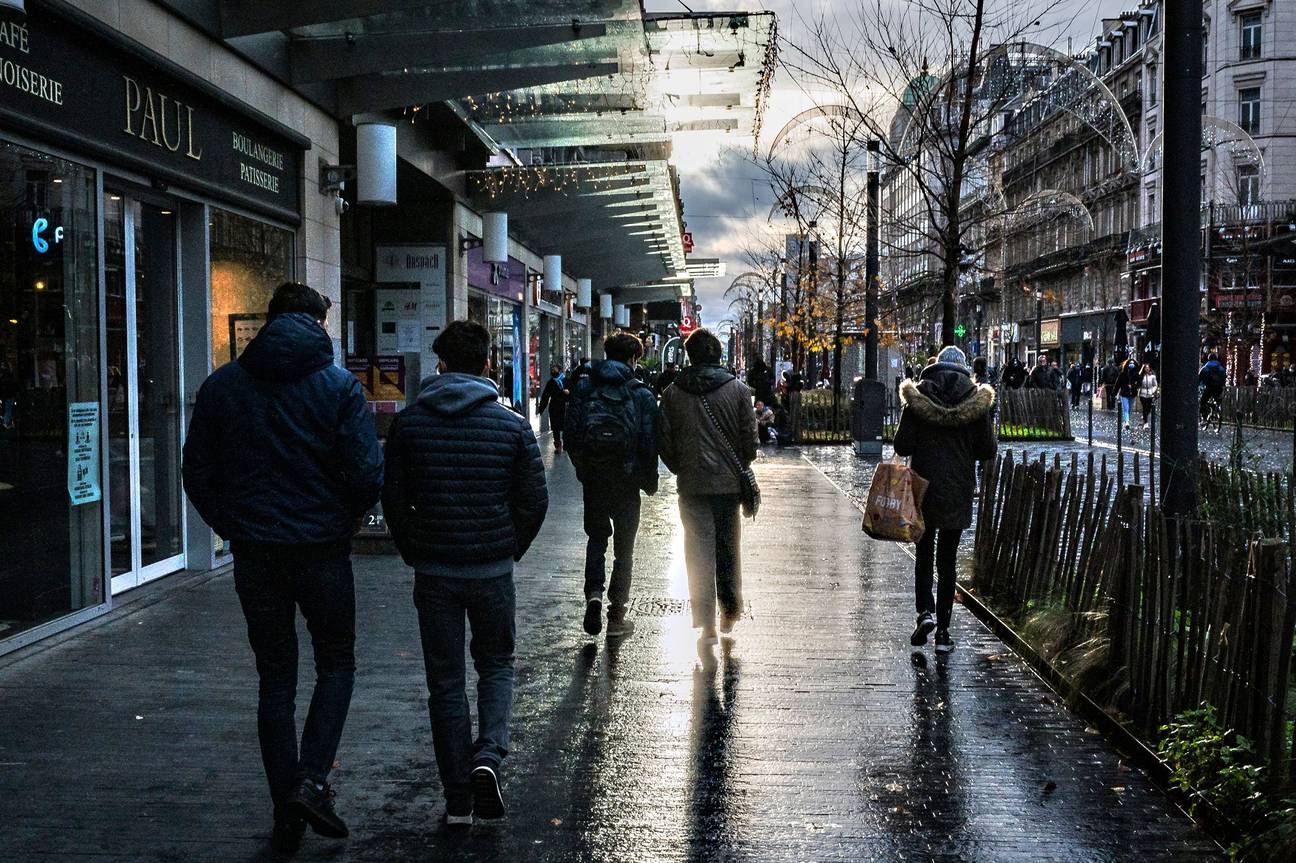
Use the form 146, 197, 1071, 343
382, 320, 548, 829
182, 283, 383, 853
565, 332, 659, 639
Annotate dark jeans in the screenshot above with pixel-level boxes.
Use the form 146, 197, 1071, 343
413, 573, 515, 807
679, 494, 742, 628
1140, 396, 1155, 424
232, 548, 356, 811
914, 528, 962, 630
582, 482, 642, 615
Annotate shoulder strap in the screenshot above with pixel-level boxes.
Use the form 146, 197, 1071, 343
699, 391, 745, 477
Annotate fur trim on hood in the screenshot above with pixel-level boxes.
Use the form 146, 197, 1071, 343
899, 378, 996, 428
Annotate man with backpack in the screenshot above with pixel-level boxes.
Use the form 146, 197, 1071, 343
565, 332, 659, 638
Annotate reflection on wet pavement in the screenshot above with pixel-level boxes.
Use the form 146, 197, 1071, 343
0, 447, 1222, 862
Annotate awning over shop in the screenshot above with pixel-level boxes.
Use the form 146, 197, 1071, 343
156, 0, 776, 297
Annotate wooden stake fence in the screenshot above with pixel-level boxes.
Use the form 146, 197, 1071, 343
973, 450, 1296, 779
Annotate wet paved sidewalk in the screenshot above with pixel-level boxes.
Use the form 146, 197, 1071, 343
0, 448, 1221, 862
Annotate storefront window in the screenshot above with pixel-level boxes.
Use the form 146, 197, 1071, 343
209, 209, 292, 556
210, 208, 293, 367
0, 141, 103, 643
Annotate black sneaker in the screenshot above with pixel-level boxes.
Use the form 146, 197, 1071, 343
470, 763, 506, 820
935, 629, 955, 654
910, 612, 937, 646
271, 815, 307, 854
583, 598, 603, 636
287, 778, 349, 839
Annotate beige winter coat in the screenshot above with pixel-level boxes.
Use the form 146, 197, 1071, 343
658, 365, 759, 497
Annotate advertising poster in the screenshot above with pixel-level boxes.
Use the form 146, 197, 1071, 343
375, 245, 447, 373
229, 314, 266, 361
67, 402, 101, 506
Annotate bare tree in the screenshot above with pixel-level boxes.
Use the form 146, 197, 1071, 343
778, 0, 1073, 348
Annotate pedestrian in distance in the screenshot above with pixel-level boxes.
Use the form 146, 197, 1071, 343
1138, 363, 1158, 429
182, 283, 384, 853
893, 346, 996, 654
382, 320, 549, 830
565, 332, 659, 639
537, 364, 570, 453
656, 361, 681, 398
1102, 358, 1119, 410
1198, 353, 1227, 420
754, 399, 778, 444
1115, 356, 1140, 429
1067, 362, 1083, 409
1025, 354, 1053, 389
972, 355, 991, 387
1002, 357, 1026, 390
659, 329, 759, 649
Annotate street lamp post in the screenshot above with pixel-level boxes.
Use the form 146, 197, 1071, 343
1160, 0, 1203, 516
866, 140, 881, 381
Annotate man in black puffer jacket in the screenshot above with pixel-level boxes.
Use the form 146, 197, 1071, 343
183, 283, 383, 852
382, 320, 548, 829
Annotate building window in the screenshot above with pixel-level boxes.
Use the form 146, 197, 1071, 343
1237, 164, 1260, 205
0, 140, 104, 644
1238, 88, 1261, 134
1240, 11, 1262, 61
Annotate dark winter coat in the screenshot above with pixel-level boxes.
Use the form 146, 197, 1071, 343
182, 312, 384, 548
1198, 359, 1226, 393
382, 373, 548, 575
537, 376, 569, 429
1115, 361, 1141, 398
659, 364, 758, 497
893, 363, 997, 531
1025, 364, 1055, 390
566, 360, 659, 494
1002, 360, 1026, 389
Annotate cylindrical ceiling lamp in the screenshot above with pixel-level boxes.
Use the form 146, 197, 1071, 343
599, 293, 614, 319
576, 278, 593, 308
615, 305, 631, 328
482, 212, 508, 264
356, 122, 397, 206
543, 255, 562, 295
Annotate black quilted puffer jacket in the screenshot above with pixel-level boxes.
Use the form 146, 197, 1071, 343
382, 373, 548, 573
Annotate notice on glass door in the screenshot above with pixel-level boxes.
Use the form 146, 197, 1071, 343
67, 402, 102, 506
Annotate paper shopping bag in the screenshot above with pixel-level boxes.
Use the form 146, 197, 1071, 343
862, 458, 928, 544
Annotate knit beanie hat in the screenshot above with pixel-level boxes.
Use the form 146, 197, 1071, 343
936, 345, 969, 369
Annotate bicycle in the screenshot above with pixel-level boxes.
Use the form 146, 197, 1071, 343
1199, 387, 1223, 435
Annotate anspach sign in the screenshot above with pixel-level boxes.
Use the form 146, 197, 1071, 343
0, 2, 303, 222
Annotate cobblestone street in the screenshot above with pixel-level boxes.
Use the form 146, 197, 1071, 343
0, 446, 1221, 862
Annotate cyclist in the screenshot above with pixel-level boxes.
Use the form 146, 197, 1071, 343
1198, 353, 1226, 422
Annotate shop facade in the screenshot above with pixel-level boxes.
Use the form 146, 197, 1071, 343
0, 1, 339, 653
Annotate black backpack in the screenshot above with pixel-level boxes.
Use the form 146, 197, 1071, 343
577, 379, 640, 475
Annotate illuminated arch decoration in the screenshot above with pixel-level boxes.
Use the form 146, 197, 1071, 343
896, 41, 1139, 174
1008, 189, 1095, 233
1141, 116, 1264, 206
767, 104, 866, 162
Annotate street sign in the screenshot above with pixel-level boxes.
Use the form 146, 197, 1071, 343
682, 232, 694, 254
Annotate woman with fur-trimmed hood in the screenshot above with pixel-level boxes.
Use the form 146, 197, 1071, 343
892, 346, 997, 654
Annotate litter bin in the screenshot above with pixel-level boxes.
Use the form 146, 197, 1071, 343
852, 377, 887, 457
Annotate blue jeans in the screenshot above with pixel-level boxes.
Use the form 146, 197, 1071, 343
1120, 395, 1133, 425
413, 573, 516, 807
233, 547, 356, 811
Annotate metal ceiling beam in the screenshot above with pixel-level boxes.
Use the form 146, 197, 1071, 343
337, 62, 619, 115
220, 0, 630, 39
290, 22, 610, 84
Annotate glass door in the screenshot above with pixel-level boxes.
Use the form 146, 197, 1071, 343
105, 192, 183, 594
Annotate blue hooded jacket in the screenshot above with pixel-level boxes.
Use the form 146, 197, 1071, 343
382, 373, 549, 577
182, 312, 384, 548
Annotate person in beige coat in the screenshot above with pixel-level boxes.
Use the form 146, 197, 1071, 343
658, 330, 759, 646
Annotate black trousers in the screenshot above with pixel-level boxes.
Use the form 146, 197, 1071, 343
582, 482, 642, 614
232, 547, 356, 813
914, 529, 962, 630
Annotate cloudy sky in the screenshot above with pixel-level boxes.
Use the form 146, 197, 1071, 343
642, 0, 1133, 328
